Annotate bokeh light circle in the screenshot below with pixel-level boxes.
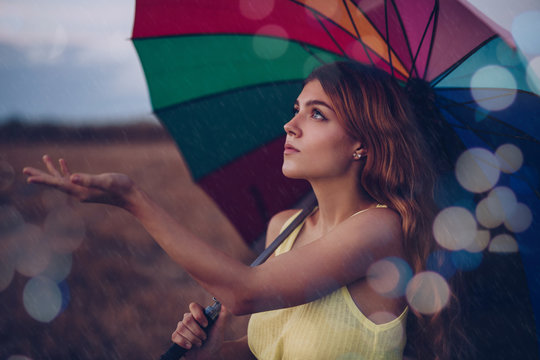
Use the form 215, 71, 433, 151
526, 56, 540, 93
14, 224, 52, 277
41, 252, 72, 282
470, 66, 517, 111
366, 257, 412, 298
489, 234, 519, 253
455, 148, 500, 193
512, 11, 540, 55
0, 159, 15, 191
253, 25, 289, 59
476, 186, 518, 228
504, 202, 533, 233
239, 0, 274, 20
495, 144, 523, 174
465, 229, 490, 253
433, 207, 477, 250
0, 258, 15, 291
23, 276, 62, 323
43, 206, 85, 253
406, 272, 450, 315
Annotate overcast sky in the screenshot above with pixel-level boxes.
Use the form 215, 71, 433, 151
0, 0, 538, 125
0, 0, 155, 124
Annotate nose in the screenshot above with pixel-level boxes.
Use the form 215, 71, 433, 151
284, 117, 301, 137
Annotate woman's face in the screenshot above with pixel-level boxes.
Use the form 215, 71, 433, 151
282, 80, 362, 180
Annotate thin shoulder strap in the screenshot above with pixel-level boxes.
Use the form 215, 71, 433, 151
250, 193, 317, 267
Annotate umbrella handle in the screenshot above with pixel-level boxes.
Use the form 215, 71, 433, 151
159, 299, 221, 360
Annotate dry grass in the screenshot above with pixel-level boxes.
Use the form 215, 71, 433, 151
0, 136, 254, 359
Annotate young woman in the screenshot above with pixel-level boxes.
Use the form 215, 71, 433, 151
24, 62, 460, 359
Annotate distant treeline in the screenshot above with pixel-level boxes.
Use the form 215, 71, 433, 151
0, 120, 171, 143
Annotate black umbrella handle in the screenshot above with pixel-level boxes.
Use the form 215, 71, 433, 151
159, 299, 221, 360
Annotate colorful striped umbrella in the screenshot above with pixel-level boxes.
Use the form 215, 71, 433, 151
132, 1, 540, 356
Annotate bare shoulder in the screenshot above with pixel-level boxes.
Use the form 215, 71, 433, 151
265, 209, 301, 248
346, 206, 404, 254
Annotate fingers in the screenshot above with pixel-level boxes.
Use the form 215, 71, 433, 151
59, 158, 71, 176
172, 315, 207, 349
42, 155, 62, 177
189, 302, 208, 328
170, 302, 209, 350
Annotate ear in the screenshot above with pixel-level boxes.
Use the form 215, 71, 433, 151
352, 143, 367, 161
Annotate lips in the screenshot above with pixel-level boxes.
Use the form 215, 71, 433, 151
284, 143, 299, 154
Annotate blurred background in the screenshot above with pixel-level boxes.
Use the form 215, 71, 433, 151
1, 0, 540, 359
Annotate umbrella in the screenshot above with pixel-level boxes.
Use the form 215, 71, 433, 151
131, 0, 540, 357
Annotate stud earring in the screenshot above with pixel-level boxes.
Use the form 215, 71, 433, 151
353, 152, 362, 160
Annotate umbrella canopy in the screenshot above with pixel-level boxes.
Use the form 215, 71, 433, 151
132, 0, 540, 357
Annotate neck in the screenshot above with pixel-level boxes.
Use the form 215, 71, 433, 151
308, 174, 375, 234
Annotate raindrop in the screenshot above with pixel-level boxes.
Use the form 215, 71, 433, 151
455, 148, 500, 193
465, 229, 490, 253
43, 206, 85, 253
489, 234, 519, 253
504, 202, 533, 233
433, 207, 477, 250
41, 252, 72, 282
406, 272, 450, 315
0, 160, 15, 191
239, 0, 274, 20
526, 56, 540, 94
495, 144, 523, 173
451, 250, 483, 271
23, 276, 62, 323
512, 11, 540, 55
366, 257, 412, 298
253, 25, 289, 60
14, 224, 52, 277
470, 66, 517, 111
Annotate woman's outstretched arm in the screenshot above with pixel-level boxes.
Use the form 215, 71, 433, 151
24, 156, 404, 316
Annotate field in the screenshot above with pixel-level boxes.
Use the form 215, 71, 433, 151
1, 123, 539, 359
0, 124, 254, 359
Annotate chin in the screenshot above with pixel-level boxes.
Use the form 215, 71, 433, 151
281, 164, 304, 179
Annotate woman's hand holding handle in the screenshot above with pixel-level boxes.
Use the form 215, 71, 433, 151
163, 301, 228, 360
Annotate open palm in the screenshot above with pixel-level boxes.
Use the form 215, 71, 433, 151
23, 155, 136, 207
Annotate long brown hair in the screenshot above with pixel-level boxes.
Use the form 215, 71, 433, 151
306, 61, 467, 359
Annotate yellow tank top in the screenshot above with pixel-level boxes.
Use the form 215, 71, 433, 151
247, 209, 408, 360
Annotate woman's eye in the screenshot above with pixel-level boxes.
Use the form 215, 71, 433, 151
292, 107, 299, 116
312, 109, 326, 120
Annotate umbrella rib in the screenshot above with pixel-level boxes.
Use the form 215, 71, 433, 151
384, 0, 394, 77
389, 0, 417, 79
422, 0, 439, 80
442, 107, 540, 199
406, 0, 437, 80
431, 35, 498, 87
438, 92, 540, 145
300, 42, 332, 65
341, 0, 375, 66
310, 10, 349, 58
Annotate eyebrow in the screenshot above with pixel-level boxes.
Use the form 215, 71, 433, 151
295, 99, 336, 114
